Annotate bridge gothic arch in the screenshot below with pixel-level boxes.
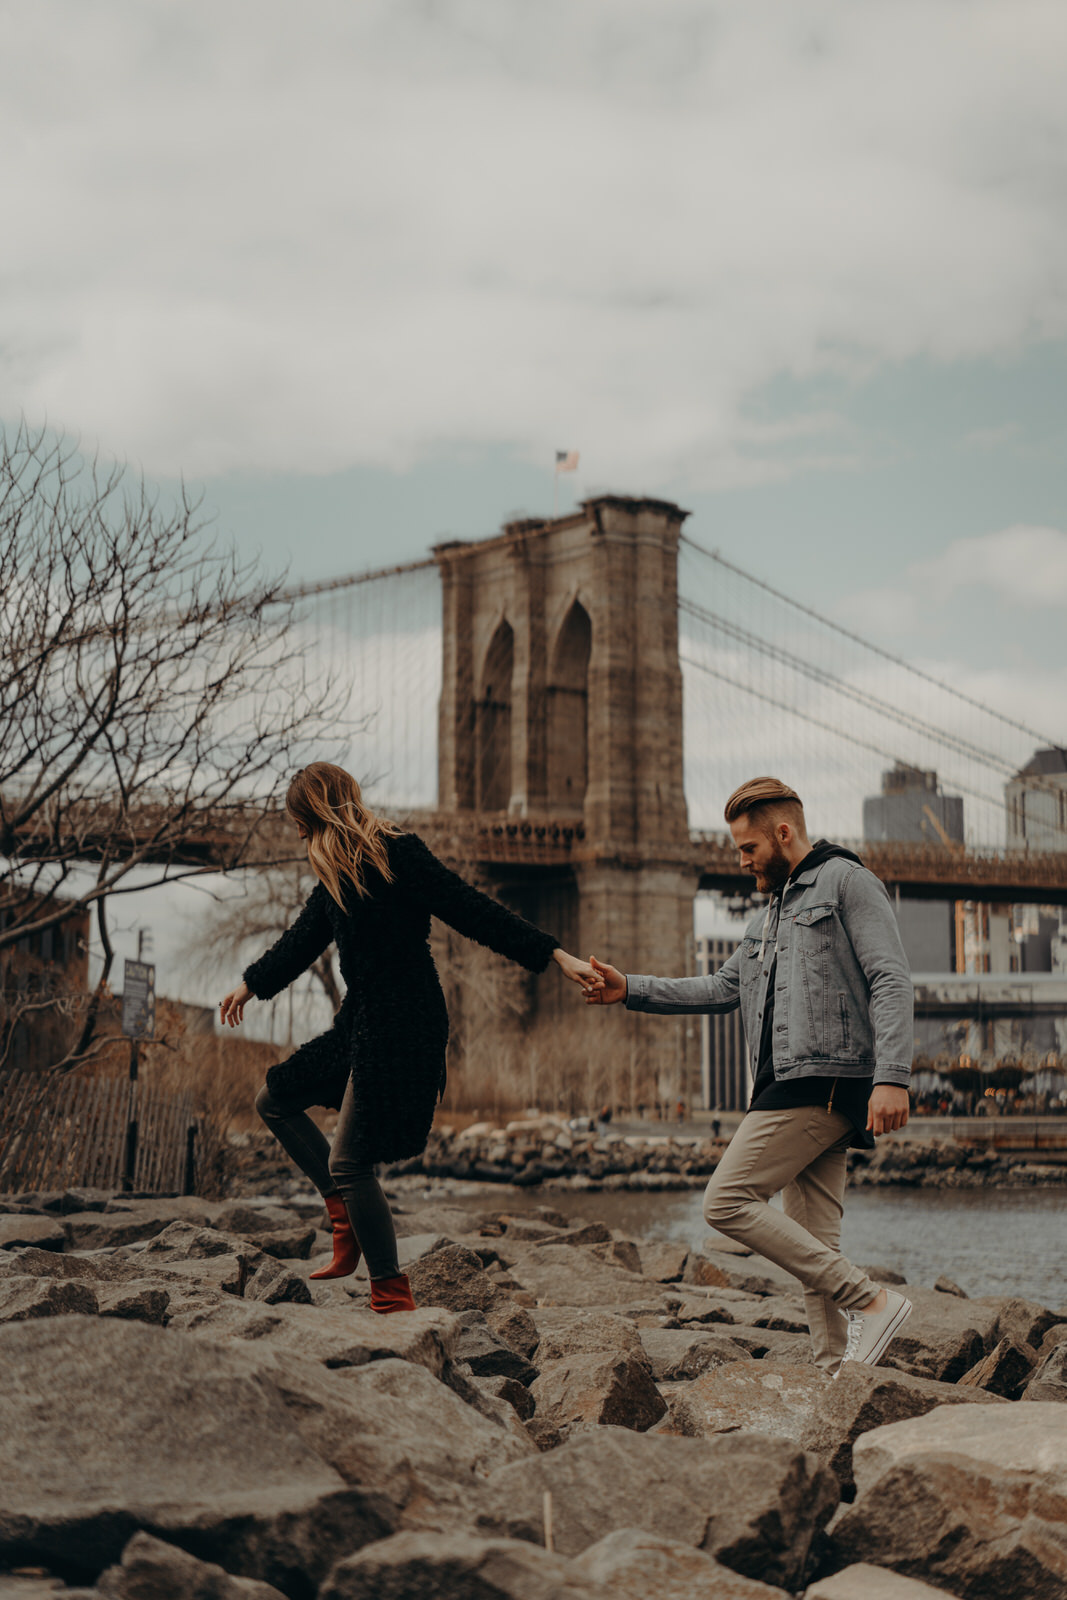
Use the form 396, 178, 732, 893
546, 598, 591, 814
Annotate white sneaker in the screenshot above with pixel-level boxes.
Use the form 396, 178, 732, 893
835, 1287, 913, 1376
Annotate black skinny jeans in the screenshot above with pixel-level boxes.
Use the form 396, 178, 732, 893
254, 1078, 399, 1280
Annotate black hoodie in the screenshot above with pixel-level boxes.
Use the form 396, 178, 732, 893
747, 841, 875, 1149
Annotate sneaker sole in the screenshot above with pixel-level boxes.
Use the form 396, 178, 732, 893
860, 1297, 913, 1367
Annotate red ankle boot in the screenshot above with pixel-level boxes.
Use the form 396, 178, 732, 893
309, 1193, 362, 1280
370, 1273, 416, 1314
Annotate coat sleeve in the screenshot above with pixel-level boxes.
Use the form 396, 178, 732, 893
243, 885, 334, 1001
625, 943, 743, 1015
395, 833, 559, 973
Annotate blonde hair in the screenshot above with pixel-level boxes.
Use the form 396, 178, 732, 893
286, 763, 402, 906
724, 776, 806, 836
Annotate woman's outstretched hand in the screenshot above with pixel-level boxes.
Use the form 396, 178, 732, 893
552, 948, 600, 988
583, 954, 627, 1005
220, 980, 253, 1028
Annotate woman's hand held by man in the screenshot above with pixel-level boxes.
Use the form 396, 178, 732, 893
552, 948, 600, 988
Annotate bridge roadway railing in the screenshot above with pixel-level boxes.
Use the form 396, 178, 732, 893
9, 793, 1067, 900
690, 831, 1067, 904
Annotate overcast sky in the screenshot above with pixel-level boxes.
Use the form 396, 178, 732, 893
5, 1, 1067, 992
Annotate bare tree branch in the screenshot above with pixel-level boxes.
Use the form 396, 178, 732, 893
0, 420, 347, 1072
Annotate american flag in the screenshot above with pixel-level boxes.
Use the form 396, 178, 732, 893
555, 450, 579, 473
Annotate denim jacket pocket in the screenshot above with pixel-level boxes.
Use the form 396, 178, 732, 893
794, 902, 834, 951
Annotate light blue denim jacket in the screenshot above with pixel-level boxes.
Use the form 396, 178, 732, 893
626, 854, 914, 1087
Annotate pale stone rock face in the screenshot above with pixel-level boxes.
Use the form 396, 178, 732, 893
4, 1184, 1067, 1600
474, 1425, 839, 1591
878, 1286, 1002, 1383
95, 1531, 289, 1600
1025, 1339, 1067, 1401
805, 1562, 966, 1599
956, 1333, 1038, 1399
321, 1532, 601, 1600
0, 1214, 67, 1251
0, 1316, 392, 1588
834, 1404, 1067, 1598
529, 1350, 667, 1439
573, 1527, 789, 1598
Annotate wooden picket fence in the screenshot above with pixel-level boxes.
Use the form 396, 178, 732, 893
0, 1068, 198, 1194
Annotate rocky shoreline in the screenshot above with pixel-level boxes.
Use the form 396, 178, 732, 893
369, 1118, 1067, 1192
1, 1177, 1066, 1599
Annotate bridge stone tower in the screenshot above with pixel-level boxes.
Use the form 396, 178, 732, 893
434, 495, 699, 1102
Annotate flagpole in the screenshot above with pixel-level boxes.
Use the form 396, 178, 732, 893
553, 464, 558, 520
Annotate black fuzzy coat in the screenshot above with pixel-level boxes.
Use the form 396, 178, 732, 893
243, 831, 558, 1165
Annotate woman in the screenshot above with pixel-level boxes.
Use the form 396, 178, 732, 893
219, 762, 592, 1314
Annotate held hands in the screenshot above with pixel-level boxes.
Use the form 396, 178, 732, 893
583, 954, 627, 1006
867, 1084, 910, 1136
552, 949, 600, 988
219, 980, 253, 1029
551, 949, 626, 1004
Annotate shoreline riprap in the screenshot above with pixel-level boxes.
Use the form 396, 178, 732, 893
1, 1178, 1065, 1598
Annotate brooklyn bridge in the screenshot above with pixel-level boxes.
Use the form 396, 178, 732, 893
9, 494, 1066, 1088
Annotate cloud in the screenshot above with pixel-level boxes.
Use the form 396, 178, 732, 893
913, 525, 1067, 607
844, 523, 1067, 637
2, 2, 1067, 485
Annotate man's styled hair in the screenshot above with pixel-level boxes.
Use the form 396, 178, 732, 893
724, 776, 806, 836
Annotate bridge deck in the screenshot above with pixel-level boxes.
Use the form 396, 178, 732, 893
9, 800, 1067, 902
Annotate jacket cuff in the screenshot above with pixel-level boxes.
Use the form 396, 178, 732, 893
873, 1064, 912, 1088
623, 974, 647, 1010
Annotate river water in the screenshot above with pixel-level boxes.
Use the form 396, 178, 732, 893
438, 1183, 1067, 1310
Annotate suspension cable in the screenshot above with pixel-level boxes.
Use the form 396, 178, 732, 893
680, 532, 1064, 753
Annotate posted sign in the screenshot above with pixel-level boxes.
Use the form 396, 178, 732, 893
122, 959, 156, 1039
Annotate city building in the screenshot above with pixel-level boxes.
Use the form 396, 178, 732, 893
1006, 747, 1067, 853
863, 764, 961, 973
695, 934, 748, 1111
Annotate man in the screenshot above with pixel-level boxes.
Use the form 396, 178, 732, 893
585, 776, 914, 1375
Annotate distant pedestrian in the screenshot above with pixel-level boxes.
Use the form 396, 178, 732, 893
583, 776, 915, 1376
220, 762, 595, 1314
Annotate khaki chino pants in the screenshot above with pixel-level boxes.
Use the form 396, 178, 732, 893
702, 1105, 877, 1371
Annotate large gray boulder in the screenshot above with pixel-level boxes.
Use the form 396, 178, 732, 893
0, 1245, 165, 1288
879, 1287, 1001, 1382
805, 1563, 962, 1598
573, 1527, 793, 1598
164, 1296, 459, 1376
832, 1402, 1067, 1598
62, 1198, 220, 1250
233, 1351, 536, 1517
533, 1309, 648, 1367
1023, 1339, 1067, 1401
529, 1351, 666, 1440
0, 1214, 66, 1251
474, 1425, 838, 1591
657, 1360, 1008, 1495
977, 1294, 1065, 1352
504, 1245, 663, 1311
802, 1362, 1008, 1495
658, 1361, 826, 1447
957, 1334, 1038, 1399
0, 1317, 394, 1591
0, 1274, 98, 1323
636, 1240, 689, 1283
639, 1327, 754, 1382
95, 1531, 289, 1598
320, 1531, 599, 1600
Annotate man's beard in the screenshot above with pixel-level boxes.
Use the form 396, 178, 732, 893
755, 839, 791, 893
